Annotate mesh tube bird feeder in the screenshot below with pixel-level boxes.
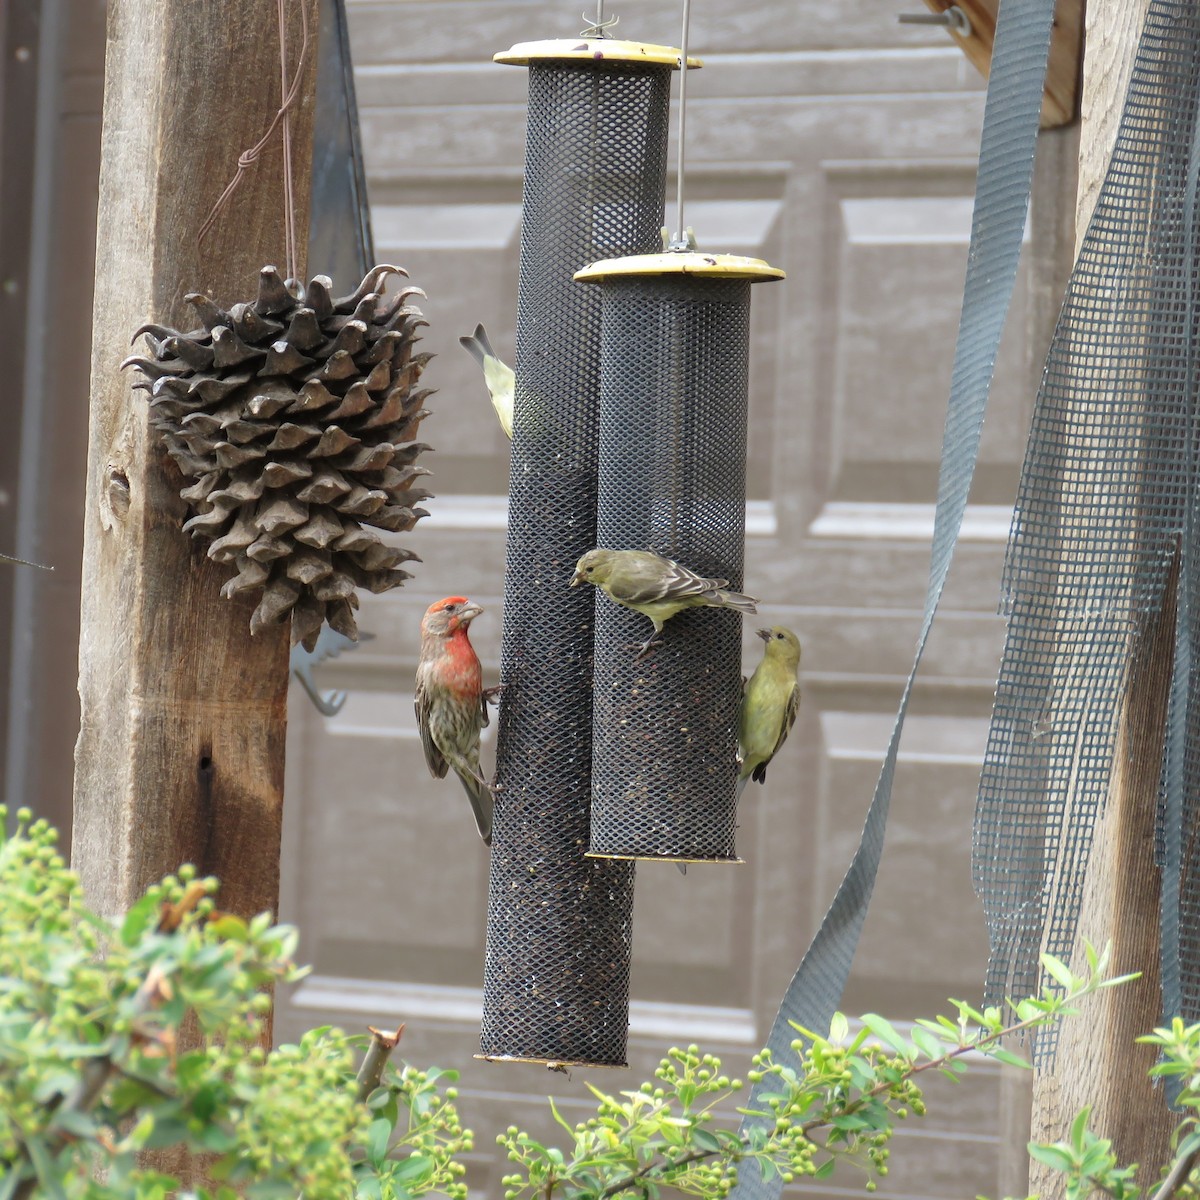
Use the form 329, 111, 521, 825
480, 39, 692, 1066
574, 254, 784, 864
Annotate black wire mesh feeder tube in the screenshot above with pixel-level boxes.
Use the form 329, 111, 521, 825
574, 253, 784, 864
480, 40, 691, 1067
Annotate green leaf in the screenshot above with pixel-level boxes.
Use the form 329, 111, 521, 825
829, 1013, 850, 1044
1028, 1143, 1077, 1173
25, 1137, 68, 1200
121, 892, 161, 946
197, 1125, 238, 1154
1098, 972, 1142, 990
192, 1085, 218, 1122
142, 1116, 193, 1150
246, 1183, 297, 1200
1070, 1106, 1092, 1152
691, 1128, 722, 1154
356, 1176, 383, 1200
859, 1014, 911, 1055
989, 1047, 1031, 1070
50, 1108, 100, 1139
367, 1117, 392, 1167
910, 1026, 942, 1061
812, 1159, 836, 1180
830, 1113, 872, 1132
1041, 954, 1075, 992
548, 1096, 574, 1137
393, 1155, 434, 1186
0, 1166, 26, 1200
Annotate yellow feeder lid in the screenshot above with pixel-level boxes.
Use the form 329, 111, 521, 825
494, 39, 701, 69
575, 252, 785, 283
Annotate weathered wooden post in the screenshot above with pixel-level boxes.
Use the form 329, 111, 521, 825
73, 0, 320, 980
1028, 2, 1175, 1194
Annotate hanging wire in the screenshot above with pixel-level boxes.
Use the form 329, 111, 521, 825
198, 0, 309, 278
671, 0, 694, 249
581, 0, 618, 37
278, 0, 299, 281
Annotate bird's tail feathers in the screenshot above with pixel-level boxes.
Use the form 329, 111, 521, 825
454, 766, 495, 846
716, 588, 758, 616
459, 323, 495, 367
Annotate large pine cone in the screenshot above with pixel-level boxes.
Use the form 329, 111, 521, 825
123, 264, 433, 651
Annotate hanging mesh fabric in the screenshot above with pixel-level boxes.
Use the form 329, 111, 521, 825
973, 0, 1200, 1028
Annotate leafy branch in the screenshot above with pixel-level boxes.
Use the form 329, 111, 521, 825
7, 805, 1200, 1200
0, 807, 470, 1200
497, 944, 1136, 1200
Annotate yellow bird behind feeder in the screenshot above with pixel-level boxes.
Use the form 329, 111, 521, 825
738, 626, 801, 797
459, 323, 514, 438
570, 548, 758, 660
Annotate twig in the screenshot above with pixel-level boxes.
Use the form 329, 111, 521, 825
597, 1147, 721, 1199
1149, 1142, 1200, 1200
356, 1024, 405, 1102
12, 1059, 115, 1200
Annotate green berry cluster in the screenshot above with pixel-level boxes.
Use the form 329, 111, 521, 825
0, 807, 471, 1200
0, 805, 1143, 1200
235, 1030, 363, 1197
357, 1062, 473, 1200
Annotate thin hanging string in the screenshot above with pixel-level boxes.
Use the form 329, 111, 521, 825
672, 0, 693, 248
198, 0, 309, 280
278, 0, 299, 281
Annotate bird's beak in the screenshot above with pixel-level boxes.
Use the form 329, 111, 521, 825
756, 628, 772, 643
460, 603, 484, 623
569, 569, 582, 587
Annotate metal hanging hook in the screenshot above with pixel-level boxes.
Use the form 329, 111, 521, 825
580, 0, 619, 37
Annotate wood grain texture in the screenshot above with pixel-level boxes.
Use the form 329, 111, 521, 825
73, 0, 319, 944
1075, 0, 1153, 247
920, 0, 1084, 128
1030, 5, 1176, 1194
1030, 560, 1177, 1196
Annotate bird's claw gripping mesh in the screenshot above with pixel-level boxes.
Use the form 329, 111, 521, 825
587, 275, 753, 862
481, 54, 673, 1066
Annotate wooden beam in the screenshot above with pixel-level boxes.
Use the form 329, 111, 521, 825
1029, 561, 1177, 1196
73, 0, 319, 983
919, 0, 1085, 128
1029, 3, 1175, 1195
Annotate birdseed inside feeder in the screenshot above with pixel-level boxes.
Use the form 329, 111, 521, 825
574, 251, 784, 865
480, 39, 696, 1068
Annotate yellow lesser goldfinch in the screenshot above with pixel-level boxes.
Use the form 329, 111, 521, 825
459, 323, 514, 438
738, 626, 801, 796
570, 548, 758, 659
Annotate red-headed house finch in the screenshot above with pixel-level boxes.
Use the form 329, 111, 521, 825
415, 596, 494, 845
738, 626, 801, 797
570, 547, 758, 659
